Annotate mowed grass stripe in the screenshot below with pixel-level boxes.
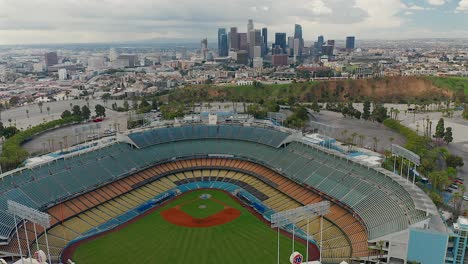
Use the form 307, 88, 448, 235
73, 190, 308, 264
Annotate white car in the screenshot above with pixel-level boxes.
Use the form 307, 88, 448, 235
464, 195, 468, 201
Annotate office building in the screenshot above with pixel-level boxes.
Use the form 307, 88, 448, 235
230, 27, 239, 50
239, 33, 248, 51
346, 36, 355, 50
247, 19, 254, 32
272, 54, 289, 66
109, 48, 118, 62
235, 50, 249, 65
249, 29, 262, 59
201, 38, 208, 60
44, 52, 58, 67
293, 38, 302, 58
88, 57, 105, 70
275, 33, 286, 53
327, 40, 335, 46
247, 19, 254, 43
253, 57, 263, 69
261, 27, 268, 54
272, 45, 283, 55
253, 46, 262, 58
218, 28, 228, 57
317, 35, 324, 46
58, 69, 67, 80
113, 54, 138, 68
321, 45, 334, 58
286, 37, 294, 56
294, 24, 302, 40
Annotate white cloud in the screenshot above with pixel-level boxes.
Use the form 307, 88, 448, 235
306, 0, 332, 15
427, 0, 446, 5
408, 5, 426, 10
0, 0, 463, 44
404, 11, 414, 15
456, 0, 468, 12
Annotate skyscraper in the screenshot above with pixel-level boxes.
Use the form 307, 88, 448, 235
293, 24, 304, 58
275, 33, 286, 53
218, 28, 228, 57
261, 27, 268, 54
247, 19, 254, 32
230, 27, 239, 51
248, 29, 262, 59
44, 52, 58, 67
239, 33, 248, 51
294, 24, 302, 40
247, 19, 254, 44
218, 28, 227, 57
317, 35, 324, 46
201, 38, 208, 60
346, 36, 355, 50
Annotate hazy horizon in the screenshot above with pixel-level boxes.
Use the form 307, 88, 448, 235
1, 0, 468, 45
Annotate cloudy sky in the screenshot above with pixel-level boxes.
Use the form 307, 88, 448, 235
0, 0, 467, 45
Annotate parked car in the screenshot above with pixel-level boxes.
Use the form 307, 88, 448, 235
93, 118, 103, 123
455, 180, 464, 185
445, 188, 453, 193
450, 184, 459, 190
464, 195, 468, 201
456, 177, 464, 182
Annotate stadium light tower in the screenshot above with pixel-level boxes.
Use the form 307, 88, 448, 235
271, 201, 330, 263
7, 201, 52, 264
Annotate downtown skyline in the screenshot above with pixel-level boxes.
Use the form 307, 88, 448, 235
0, 0, 468, 45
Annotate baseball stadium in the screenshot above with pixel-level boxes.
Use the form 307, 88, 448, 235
0, 119, 444, 264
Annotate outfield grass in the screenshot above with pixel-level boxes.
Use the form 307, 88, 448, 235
178, 192, 225, 218
72, 190, 308, 264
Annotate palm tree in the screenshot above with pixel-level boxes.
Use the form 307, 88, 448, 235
341, 129, 348, 142
389, 137, 395, 149
38, 101, 43, 113
351, 132, 358, 145
372, 137, 380, 151
358, 134, 366, 147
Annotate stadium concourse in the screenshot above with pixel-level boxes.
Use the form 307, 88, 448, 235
0, 121, 443, 263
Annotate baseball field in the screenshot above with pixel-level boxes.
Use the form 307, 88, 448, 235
71, 189, 315, 263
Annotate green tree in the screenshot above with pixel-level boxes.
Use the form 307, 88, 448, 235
446, 154, 464, 168
95, 104, 106, 117
2, 126, 19, 139
151, 99, 159, 110
434, 118, 445, 140
61, 110, 72, 119
123, 100, 129, 111
72, 105, 81, 117
38, 101, 44, 113
139, 99, 150, 109
81, 105, 91, 120
428, 170, 449, 193
444, 127, 453, 144
311, 101, 320, 113
362, 100, 371, 120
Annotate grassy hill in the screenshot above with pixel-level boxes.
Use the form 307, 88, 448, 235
166, 77, 455, 104
425, 76, 468, 95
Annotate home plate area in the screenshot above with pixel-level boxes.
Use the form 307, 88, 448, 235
160, 193, 241, 228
